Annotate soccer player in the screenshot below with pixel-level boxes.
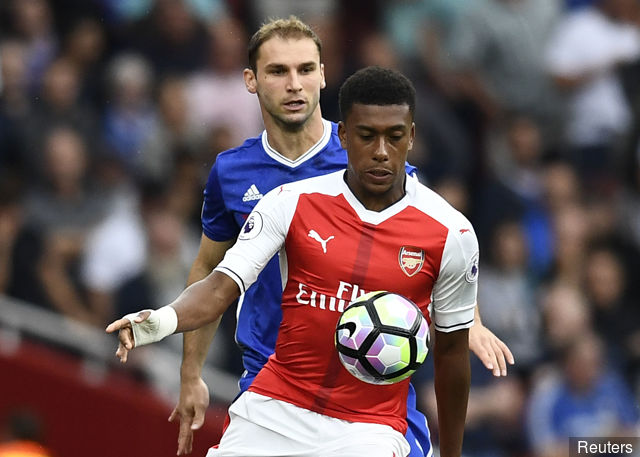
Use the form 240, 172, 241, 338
161, 16, 510, 457
107, 65, 476, 457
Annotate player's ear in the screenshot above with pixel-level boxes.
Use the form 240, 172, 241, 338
320, 63, 326, 89
244, 68, 257, 94
338, 121, 347, 149
408, 122, 415, 151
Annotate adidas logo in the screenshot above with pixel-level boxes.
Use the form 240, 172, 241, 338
242, 184, 264, 202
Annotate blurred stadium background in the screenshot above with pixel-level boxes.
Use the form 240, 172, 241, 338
1, 0, 639, 456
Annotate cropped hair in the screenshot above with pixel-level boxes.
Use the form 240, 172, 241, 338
247, 16, 322, 73
339, 66, 416, 121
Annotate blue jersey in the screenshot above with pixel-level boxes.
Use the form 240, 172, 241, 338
201, 120, 430, 457
202, 120, 345, 382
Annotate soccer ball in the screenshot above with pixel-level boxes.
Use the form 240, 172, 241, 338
335, 291, 429, 385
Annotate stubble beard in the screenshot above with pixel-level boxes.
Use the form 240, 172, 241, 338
263, 94, 319, 133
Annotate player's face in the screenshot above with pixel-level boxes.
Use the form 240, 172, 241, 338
244, 37, 325, 131
339, 103, 415, 212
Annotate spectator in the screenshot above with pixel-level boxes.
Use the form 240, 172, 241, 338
121, 0, 212, 76
448, 0, 562, 132
7, 0, 57, 94
0, 176, 45, 305
432, 176, 471, 215
79, 181, 146, 327
138, 76, 202, 181
540, 282, 592, 357
102, 52, 155, 171
617, 142, 640, 279
526, 332, 640, 457
22, 57, 100, 179
0, 40, 31, 175
541, 160, 582, 214
474, 114, 555, 276
246, 0, 338, 31
419, 368, 527, 457
582, 244, 640, 383
477, 220, 542, 370
24, 126, 107, 326
184, 17, 262, 148
546, 203, 590, 286
99, 0, 227, 26
545, 0, 640, 189
58, 17, 107, 107
314, 15, 348, 122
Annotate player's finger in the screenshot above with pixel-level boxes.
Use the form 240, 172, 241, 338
492, 339, 508, 376
473, 341, 494, 371
177, 417, 194, 455
105, 317, 131, 333
117, 327, 134, 350
177, 432, 192, 456
497, 338, 515, 365
168, 408, 178, 423
115, 342, 129, 363
481, 341, 501, 377
191, 406, 205, 430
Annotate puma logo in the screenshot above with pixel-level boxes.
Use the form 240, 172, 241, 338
308, 230, 334, 254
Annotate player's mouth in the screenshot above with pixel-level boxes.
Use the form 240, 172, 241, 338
365, 168, 394, 184
283, 99, 306, 111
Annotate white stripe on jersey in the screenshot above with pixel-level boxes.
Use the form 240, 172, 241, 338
262, 119, 333, 167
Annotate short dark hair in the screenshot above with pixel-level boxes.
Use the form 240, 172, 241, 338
247, 16, 322, 73
339, 66, 416, 121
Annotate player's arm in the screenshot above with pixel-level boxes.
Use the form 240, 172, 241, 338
169, 234, 234, 454
183, 235, 234, 347
469, 304, 514, 377
180, 235, 234, 381
433, 328, 470, 457
106, 269, 241, 360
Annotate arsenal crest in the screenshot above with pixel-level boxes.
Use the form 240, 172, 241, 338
398, 246, 425, 277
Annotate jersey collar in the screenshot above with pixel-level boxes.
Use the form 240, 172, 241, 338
339, 171, 417, 225
262, 119, 332, 168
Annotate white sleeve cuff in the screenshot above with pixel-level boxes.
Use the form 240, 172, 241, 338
433, 301, 475, 333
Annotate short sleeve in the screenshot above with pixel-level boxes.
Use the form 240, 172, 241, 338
215, 187, 298, 294
431, 223, 478, 332
201, 160, 239, 241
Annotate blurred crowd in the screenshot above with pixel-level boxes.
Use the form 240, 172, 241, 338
1, 0, 640, 456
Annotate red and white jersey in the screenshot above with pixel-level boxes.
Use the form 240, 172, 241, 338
215, 170, 478, 434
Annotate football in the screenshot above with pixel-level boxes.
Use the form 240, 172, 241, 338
335, 291, 429, 385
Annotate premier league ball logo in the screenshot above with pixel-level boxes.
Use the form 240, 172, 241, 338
239, 213, 263, 240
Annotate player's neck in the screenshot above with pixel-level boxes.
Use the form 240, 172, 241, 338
264, 112, 325, 161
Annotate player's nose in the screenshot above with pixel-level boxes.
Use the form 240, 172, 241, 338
373, 137, 389, 161
286, 71, 303, 92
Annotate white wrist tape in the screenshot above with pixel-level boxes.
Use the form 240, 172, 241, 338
124, 306, 178, 347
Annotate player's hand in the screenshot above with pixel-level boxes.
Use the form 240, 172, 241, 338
105, 311, 151, 363
168, 377, 210, 455
469, 321, 514, 376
